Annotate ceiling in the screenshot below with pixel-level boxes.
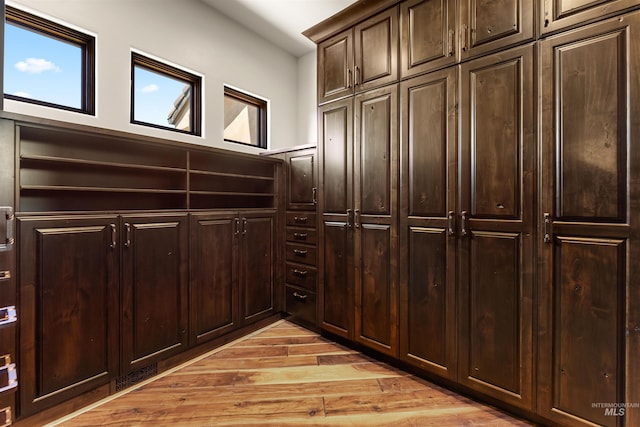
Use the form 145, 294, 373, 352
201, 0, 358, 57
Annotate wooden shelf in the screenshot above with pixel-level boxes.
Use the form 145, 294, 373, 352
189, 169, 274, 181
189, 191, 274, 197
21, 154, 187, 174
21, 185, 187, 194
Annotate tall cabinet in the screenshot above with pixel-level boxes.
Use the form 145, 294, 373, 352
307, 1, 640, 426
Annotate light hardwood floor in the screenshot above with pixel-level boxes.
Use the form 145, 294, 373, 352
49, 320, 531, 426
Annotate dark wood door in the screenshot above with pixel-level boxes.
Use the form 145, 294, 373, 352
458, 44, 535, 410
318, 28, 353, 104
240, 211, 275, 322
399, 66, 457, 378
287, 148, 317, 211
121, 214, 188, 373
318, 98, 354, 339
459, 0, 534, 60
353, 85, 398, 357
539, 13, 640, 427
189, 212, 238, 346
400, 0, 457, 78
354, 6, 398, 93
18, 216, 119, 416
541, 0, 640, 35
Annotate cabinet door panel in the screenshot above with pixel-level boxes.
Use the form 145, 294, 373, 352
321, 221, 352, 338
355, 7, 398, 92
190, 213, 237, 345
122, 215, 188, 372
242, 214, 274, 321
401, 0, 457, 78
539, 14, 640, 426
542, 0, 640, 34
318, 29, 353, 104
18, 216, 118, 416
287, 149, 316, 210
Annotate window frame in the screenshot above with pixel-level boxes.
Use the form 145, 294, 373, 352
4, 5, 96, 115
224, 86, 268, 149
130, 52, 202, 136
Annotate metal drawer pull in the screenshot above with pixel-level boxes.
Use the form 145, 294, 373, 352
0, 406, 11, 427
293, 269, 308, 277
0, 306, 17, 326
293, 232, 308, 240
0, 363, 17, 393
293, 292, 308, 301
294, 216, 308, 224
0, 271, 10, 281
293, 249, 308, 256
0, 207, 15, 251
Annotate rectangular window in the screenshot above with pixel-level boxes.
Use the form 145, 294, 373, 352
224, 86, 267, 149
131, 52, 201, 136
4, 6, 95, 114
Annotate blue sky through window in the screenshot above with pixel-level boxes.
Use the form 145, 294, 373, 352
133, 65, 190, 129
4, 22, 82, 109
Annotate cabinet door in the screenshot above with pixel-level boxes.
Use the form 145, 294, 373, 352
318, 98, 354, 339
189, 212, 238, 346
459, 0, 534, 60
353, 85, 399, 357
539, 13, 640, 427
541, 0, 640, 34
240, 211, 275, 322
354, 7, 399, 93
287, 148, 317, 211
400, 0, 457, 78
399, 67, 457, 379
18, 216, 119, 416
318, 28, 353, 104
459, 44, 535, 410
121, 214, 188, 373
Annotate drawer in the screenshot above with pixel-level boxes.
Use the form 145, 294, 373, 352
286, 212, 316, 227
286, 227, 317, 244
285, 263, 317, 291
285, 285, 317, 326
286, 243, 317, 266
0, 396, 13, 427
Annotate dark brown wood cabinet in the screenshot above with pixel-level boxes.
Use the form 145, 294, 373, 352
121, 214, 188, 374
319, 85, 399, 357
18, 215, 119, 417
286, 148, 317, 211
318, 6, 398, 104
458, 43, 535, 410
539, 12, 640, 427
541, 0, 640, 35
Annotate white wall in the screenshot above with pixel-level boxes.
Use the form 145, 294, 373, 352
5, 0, 305, 154
296, 51, 317, 147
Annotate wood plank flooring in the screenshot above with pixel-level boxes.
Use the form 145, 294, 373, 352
49, 320, 531, 426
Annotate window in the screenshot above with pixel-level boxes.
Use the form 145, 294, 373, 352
224, 86, 267, 149
4, 6, 95, 114
131, 52, 201, 135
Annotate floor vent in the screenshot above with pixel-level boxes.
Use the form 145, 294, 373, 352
115, 363, 158, 392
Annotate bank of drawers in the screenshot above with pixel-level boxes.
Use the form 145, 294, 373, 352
0, 219, 16, 425
285, 212, 317, 326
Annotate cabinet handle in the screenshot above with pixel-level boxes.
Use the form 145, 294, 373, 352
354, 209, 361, 229
293, 269, 308, 277
242, 218, 247, 235
543, 213, 552, 243
0, 306, 17, 326
0, 407, 12, 426
347, 209, 353, 229
294, 216, 308, 224
0, 271, 11, 281
461, 24, 468, 51
234, 218, 240, 236
447, 211, 456, 237
355, 66, 361, 86
109, 223, 117, 249
293, 232, 308, 240
124, 223, 131, 248
0, 207, 15, 251
448, 29, 455, 56
460, 210, 469, 237
293, 291, 308, 301
293, 249, 308, 257
347, 68, 352, 88
544, 0, 550, 27
0, 363, 17, 393
312, 187, 318, 205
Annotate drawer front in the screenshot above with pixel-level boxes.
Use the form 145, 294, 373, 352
286, 243, 317, 266
286, 212, 317, 227
285, 263, 317, 291
285, 285, 317, 326
286, 227, 317, 244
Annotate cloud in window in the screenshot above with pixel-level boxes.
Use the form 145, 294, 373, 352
13, 91, 31, 98
15, 57, 61, 74
140, 84, 159, 93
